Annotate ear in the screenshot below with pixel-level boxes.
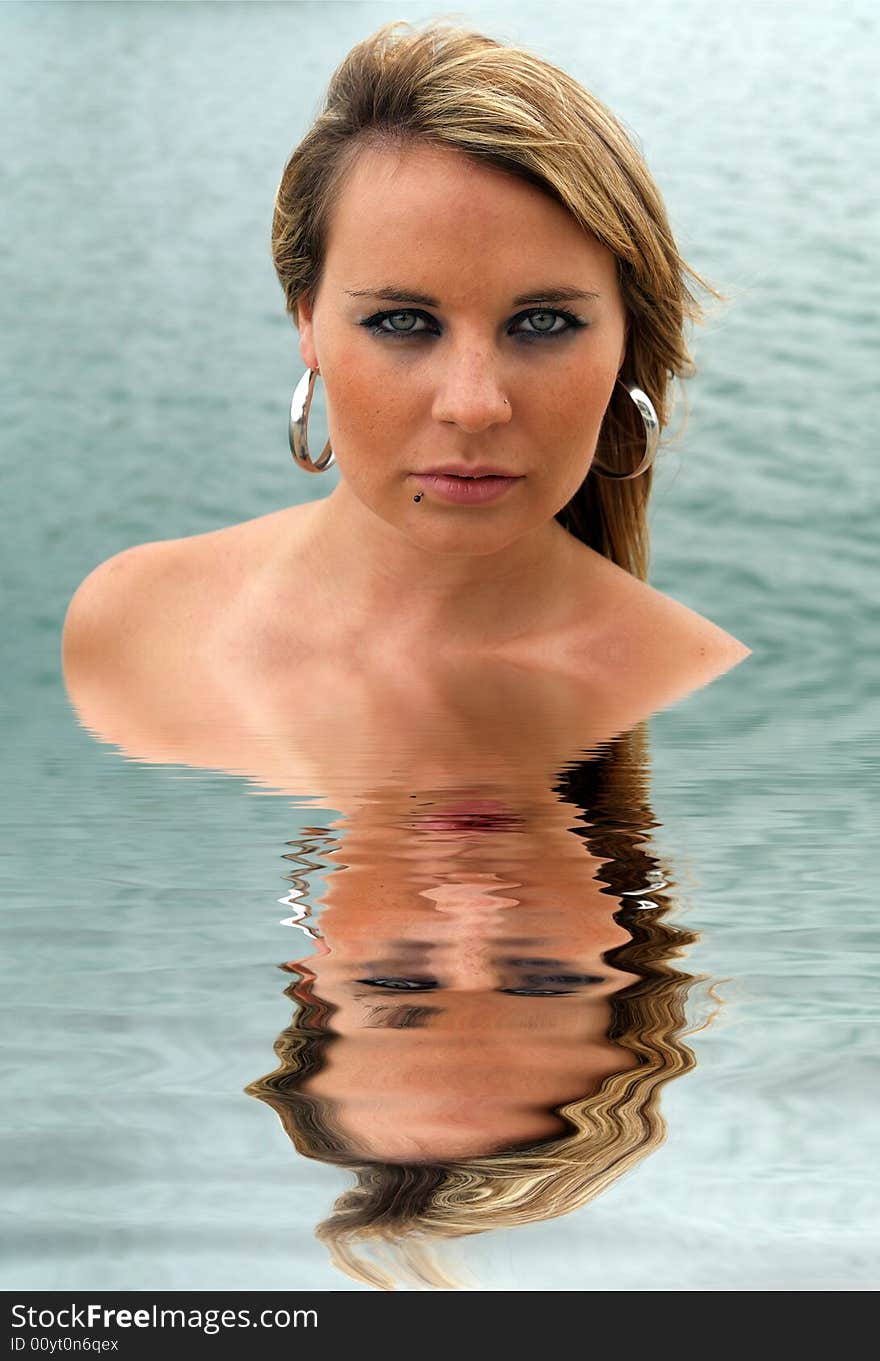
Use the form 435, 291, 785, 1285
296, 293, 319, 371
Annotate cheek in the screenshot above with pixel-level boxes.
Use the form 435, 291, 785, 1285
322, 344, 421, 456
538, 353, 617, 446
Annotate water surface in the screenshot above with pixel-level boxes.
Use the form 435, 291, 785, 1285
2, 0, 877, 1290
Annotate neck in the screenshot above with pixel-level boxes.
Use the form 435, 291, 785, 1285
284, 481, 599, 654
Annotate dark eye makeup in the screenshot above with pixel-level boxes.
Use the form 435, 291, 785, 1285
497, 987, 580, 997
355, 977, 440, 991
499, 973, 604, 996
359, 307, 587, 341
354, 972, 603, 996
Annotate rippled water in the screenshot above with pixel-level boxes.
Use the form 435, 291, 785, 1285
2, 0, 877, 1290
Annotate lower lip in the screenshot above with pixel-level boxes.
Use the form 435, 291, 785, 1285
412, 473, 523, 504
416, 798, 520, 832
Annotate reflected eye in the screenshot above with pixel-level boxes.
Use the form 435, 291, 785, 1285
499, 987, 577, 996
499, 973, 604, 997
356, 977, 440, 991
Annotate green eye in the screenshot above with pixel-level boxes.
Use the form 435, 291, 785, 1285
361, 305, 585, 341
361, 309, 437, 338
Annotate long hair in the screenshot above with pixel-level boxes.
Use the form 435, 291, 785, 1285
247, 726, 708, 1289
271, 19, 721, 580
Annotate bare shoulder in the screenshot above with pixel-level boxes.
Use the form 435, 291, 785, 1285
60, 509, 292, 677
561, 552, 752, 708
633, 575, 751, 663
62, 537, 183, 674
610, 568, 752, 692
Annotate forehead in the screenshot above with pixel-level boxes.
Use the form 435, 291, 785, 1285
321, 141, 618, 296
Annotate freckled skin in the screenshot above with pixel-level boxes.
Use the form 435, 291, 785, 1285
61, 141, 751, 777
296, 141, 628, 575
61, 147, 751, 1164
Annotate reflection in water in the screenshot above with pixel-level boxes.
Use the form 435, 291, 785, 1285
63, 613, 745, 1289
248, 730, 704, 1290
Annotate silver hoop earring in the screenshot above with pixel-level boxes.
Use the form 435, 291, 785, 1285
591, 381, 659, 480
289, 368, 335, 473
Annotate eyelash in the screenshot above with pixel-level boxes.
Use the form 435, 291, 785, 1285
360, 307, 587, 342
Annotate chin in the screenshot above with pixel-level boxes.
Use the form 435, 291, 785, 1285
405, 518, 536, 557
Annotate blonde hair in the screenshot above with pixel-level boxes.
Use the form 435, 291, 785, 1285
247, 726, 709, 1289
271, 19, 720, 580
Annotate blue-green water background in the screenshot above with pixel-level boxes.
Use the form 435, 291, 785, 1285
2, 0, 877, 1289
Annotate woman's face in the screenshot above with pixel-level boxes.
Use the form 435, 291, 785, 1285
297, 141, 628, 554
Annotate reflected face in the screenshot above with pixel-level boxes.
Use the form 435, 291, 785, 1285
295, 874, 638, 1160
297, 141, 628, 554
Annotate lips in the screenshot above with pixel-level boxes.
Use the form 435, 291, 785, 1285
420, 465, 520, 478
411, 471, 523, 505
414, 797, 522, 832
417, 814, 520, 831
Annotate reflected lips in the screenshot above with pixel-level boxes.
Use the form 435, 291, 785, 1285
412, 472, 523, 504
417, 797, 521, 832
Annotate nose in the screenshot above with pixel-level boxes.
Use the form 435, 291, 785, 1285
430, 344, 513, 434
440, 940, 499, 993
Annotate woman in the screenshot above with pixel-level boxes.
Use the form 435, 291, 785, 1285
62, 19, 750, 699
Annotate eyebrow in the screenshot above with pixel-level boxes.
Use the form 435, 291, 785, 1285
344, 285, 601, 307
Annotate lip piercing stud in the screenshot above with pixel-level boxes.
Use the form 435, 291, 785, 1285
413, 493, 423, 502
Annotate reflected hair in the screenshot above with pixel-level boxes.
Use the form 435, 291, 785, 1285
246, 726, 706, 1290
271, 18, 721, 580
